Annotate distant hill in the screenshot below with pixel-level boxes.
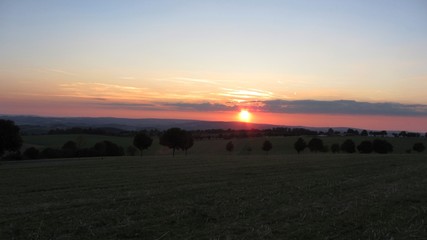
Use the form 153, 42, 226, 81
0, 115, 281, 134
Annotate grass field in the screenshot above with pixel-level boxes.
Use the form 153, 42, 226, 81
23, 134, 427, 156
1, 154, 427, 239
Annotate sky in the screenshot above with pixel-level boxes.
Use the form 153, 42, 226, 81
1, 0, 427, 131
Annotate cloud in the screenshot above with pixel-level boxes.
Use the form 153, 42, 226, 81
54, 81, 427, 116
261, 100, 427, 116
163, 102, 237, 112
93, 101, 161, 111
58, 82, 156, 100
44, 68, 77, 76
219, 88, 274, 102
80, 98, 427, 116
173, 77, 219, 85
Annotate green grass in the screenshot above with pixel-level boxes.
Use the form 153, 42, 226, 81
1, 154, 427, 239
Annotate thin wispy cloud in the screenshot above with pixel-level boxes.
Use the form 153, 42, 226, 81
44, 68, 77, 77
219, 88, 274, 102
174, 77, 219, 85
58, 82, 155, 101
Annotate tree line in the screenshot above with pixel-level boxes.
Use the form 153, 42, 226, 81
1, 119, 426, 160
293, 137, 424, 154
0, 120, 196, 160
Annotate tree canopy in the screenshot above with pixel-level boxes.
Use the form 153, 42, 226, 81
262, 140, 272, 154
307, 138, 324, 152
341, 139, 356, 153
413, 142, 425, 153
159, 128, 193, 156
133, 132, 153, 156
357, 141, 373, 154
0, 119, 23, 157
294, 137, 306, 154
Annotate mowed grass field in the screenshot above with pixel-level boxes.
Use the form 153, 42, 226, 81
1, 154, 427, 239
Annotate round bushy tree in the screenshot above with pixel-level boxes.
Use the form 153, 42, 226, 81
294, 137, 306, 154
159, 128, 186, 156
357, 141, 373, 154
133, 131, 153, 156
308, 138, 324, 152
372, 139, 393, 154
413, 142, 425, 153
262, 140, 272, 154
226, 141, 234, 153
341, 139, 356, 153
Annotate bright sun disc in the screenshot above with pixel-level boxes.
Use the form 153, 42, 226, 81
239, 110, 252, 122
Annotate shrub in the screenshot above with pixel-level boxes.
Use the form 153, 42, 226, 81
262, 140, 272, 154
341, 139, 356, 153
413, 143, 425, 153
357, 141, 373, 154
294, 137, 306, 154
307, 138, 324, 152
372, 139, 393, 154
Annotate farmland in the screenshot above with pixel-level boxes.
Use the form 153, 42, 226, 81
1, 153, 427, 239
22, 134, 427, 156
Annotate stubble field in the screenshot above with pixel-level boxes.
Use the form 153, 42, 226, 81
1, 153, 427, 239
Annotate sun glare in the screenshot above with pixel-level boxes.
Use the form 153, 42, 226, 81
238, 109, 252, 122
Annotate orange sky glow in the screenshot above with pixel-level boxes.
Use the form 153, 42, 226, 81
2, 96, 426, 132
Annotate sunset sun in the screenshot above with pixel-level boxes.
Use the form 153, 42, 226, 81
238, 109, 252, 122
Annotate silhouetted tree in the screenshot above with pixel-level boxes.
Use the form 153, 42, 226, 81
0, 119, 23, 157
331, 143, 340, 153
133, 131, 153, 156
360, 130, 368, 136
341, 139, 356, 153
160, 128, 185, 156
226, 141, 234, 153
372, 139, 393, 154
346, 128, 359, 136
413, 142, 425, 153
294, 137, 306, 154
262, 140, 272, 154
23, 147, 39, 159
357, 140, 373, 154
181, 131, 194, 155
308, 138, 324, 152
